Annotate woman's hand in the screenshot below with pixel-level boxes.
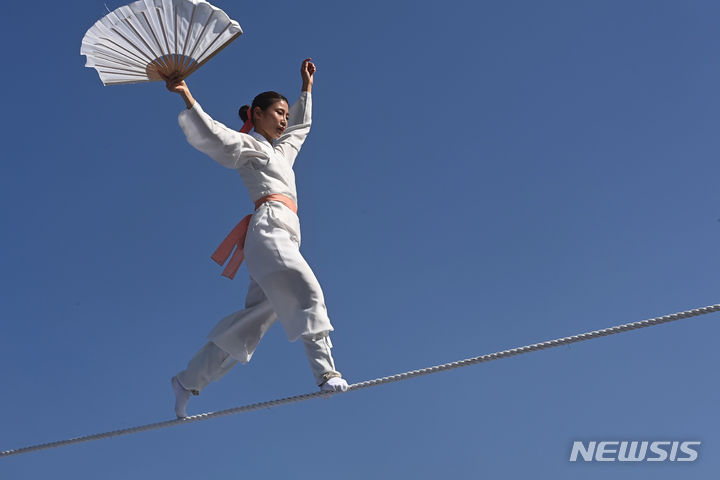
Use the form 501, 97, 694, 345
301, 58, 315, 93
163, 74, 195, 109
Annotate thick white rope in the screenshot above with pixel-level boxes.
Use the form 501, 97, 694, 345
2, 303, 718, 458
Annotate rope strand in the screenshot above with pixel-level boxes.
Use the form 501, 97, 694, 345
2, 303, 718, 458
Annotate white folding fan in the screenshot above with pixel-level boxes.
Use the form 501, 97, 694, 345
81, 0, 243, 85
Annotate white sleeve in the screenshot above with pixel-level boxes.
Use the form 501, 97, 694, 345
178, 102, 256, 169
275, 92, 311, 167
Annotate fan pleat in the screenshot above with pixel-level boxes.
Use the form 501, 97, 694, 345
186, 10, 214, 65
179, 3, 197, 67
111, 7, 156, 62
95, 38, 149, 69
122, 17, 163, 66
139, 11, 168, 65
93, 51, 146, 71
97, 66, 148, 76
174, 5, 180, 70
194, 20, 231, 66
156, 8, 173, 65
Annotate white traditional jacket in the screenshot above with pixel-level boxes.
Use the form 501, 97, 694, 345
177, 92, 312, 206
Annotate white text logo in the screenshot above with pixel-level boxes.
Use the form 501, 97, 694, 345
569, 441, 700, 462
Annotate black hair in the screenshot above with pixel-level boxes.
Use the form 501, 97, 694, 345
239, 91, 289, 122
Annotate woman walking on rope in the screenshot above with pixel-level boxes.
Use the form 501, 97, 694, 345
164, 58, 348, 418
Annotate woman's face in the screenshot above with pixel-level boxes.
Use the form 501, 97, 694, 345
254, 100, 289, 140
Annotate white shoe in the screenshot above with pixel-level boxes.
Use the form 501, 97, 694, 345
321, 377, 349, 393
171, 376, 190, 418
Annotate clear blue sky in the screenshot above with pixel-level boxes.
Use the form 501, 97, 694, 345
1, 0, 719, 478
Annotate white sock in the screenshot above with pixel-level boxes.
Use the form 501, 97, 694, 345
171, 376, 191, 418
321, 377, 349, 393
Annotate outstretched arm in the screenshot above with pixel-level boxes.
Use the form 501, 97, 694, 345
288, 58, 315, 126
301, 58, 315, 93
164, 75, 195, 109
278, 58, 315, 166
162, 75, 257, 169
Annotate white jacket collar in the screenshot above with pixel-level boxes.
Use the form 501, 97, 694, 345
250, 130, 273, 146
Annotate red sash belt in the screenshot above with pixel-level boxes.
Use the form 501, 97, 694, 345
211, 194, 298, 279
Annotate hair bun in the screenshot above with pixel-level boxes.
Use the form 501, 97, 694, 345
238, 104, 250, 122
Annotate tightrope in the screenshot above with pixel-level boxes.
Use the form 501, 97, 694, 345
2, 303, 718, 458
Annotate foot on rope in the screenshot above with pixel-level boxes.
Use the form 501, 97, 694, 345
321, 377, 348, 393
171, 376, 191, 418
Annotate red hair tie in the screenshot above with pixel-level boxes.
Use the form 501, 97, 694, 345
239, 105, 254, 134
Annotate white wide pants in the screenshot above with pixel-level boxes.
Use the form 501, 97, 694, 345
176, 201, 341, 392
